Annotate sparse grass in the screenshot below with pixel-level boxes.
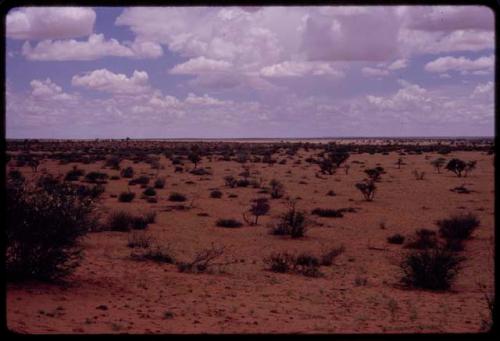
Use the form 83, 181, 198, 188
264, 251, 323, 277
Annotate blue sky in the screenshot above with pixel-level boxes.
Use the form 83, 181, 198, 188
5, 6, 495, 138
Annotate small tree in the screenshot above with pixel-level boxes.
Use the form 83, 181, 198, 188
319, 158, 336, 175
355, 180, 376, 201
245, 197, 270, 225
364, 167, 384, 182
431, 157, 446, 174
445, 158, 467, 177
188, 152, 201, 169
396, 158, 404, 169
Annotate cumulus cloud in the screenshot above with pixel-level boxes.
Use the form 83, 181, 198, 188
22, 34, 162, 61
71, 69, 151, 94
30, 78, 77, 101
387, 59, 408, 70
260, 61, 344, 78
424, 55, 494, 73
401, 6, 494, 32
471, 81, 494, 99
7, 7, 96, 40
361, 67, 390, 78
170, 56, 233, 74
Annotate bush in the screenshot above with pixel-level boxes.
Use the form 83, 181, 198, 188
176, 244, 225, 274
210, 190, 223, 198
437, 213, 480, 241
143, 187, 157, 197
224, 175, 237, 188
271, 201, 307, 238
405, 229, 438, 250
169, 192, 187, 202
326, 190, 336, 196
119, 191, 135, 203
264, 251, 323, 277
120, 167, 134, 178
269, 179, 285, 199
6, 176, 96, 281
236, 179, 250, 187
129, 176, 150, 186
400, 246, 464, 290
311, 208, 344, 218
320, 246, 345, 266
85, 171, 108, 184
216, 218, 243, 228
387, 234, 405, 244
107, 211, 155, 231
64, 167, 85, 181
154, 178, 166, 189
106, 211, 135, 232
132, 245, 175, 264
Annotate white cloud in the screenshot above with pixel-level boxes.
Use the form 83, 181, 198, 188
22, 34, 162, 61
260, 61, 344, 78
170, 56, 233, 75
71, 69, 151, 94
387, 59, 408, 70
401, 6, 494, 32
471, 81, 493, 99
7, 7, 96, 40
30, 78, 77, 101
361, 67, 390, 77
424, 55, 493, 73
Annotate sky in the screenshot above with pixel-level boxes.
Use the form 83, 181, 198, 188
5, 6, 495, 139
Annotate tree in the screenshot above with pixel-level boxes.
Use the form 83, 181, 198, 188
445, 158, 467, 177
188, 152, 201, 169
431, 157, 446, 174
245, 198, 270, 225
355, 180, 377, 201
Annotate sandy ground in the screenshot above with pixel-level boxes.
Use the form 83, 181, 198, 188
6, 146, 495, 334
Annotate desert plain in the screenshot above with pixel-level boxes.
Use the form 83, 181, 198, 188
5, 138, 495, 333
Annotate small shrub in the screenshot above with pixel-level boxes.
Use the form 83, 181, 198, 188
224, 175, 237, 188
320, 246, 345, 266
216, 219, 243, 228
65, 167, 85, 181
134, 245, 175, 264
246, 197, 270, 225
129, 176, 150, 186
405, 228, 438, 250
269, 179, 285, 199
210, 190, 223, 198
311, 208, 344, 218
120, 167, 134, 178
106, 211, 135, 232
450, 185, 472, 194
85, 171, 108, 184
176, 244, 225, 274
236, 179, 250, 187
119, 191, 135, 203
400, 246, 464, 290
387, 234, 405, 244
326, 190, 336, 196
437, 213, 480, 241
143, 187, 157, 197
264, 252, 293, 273
169, 192, 187, 202
264, 251, 323, 277
154, 178, 166, 189
271, 201, 307, 238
